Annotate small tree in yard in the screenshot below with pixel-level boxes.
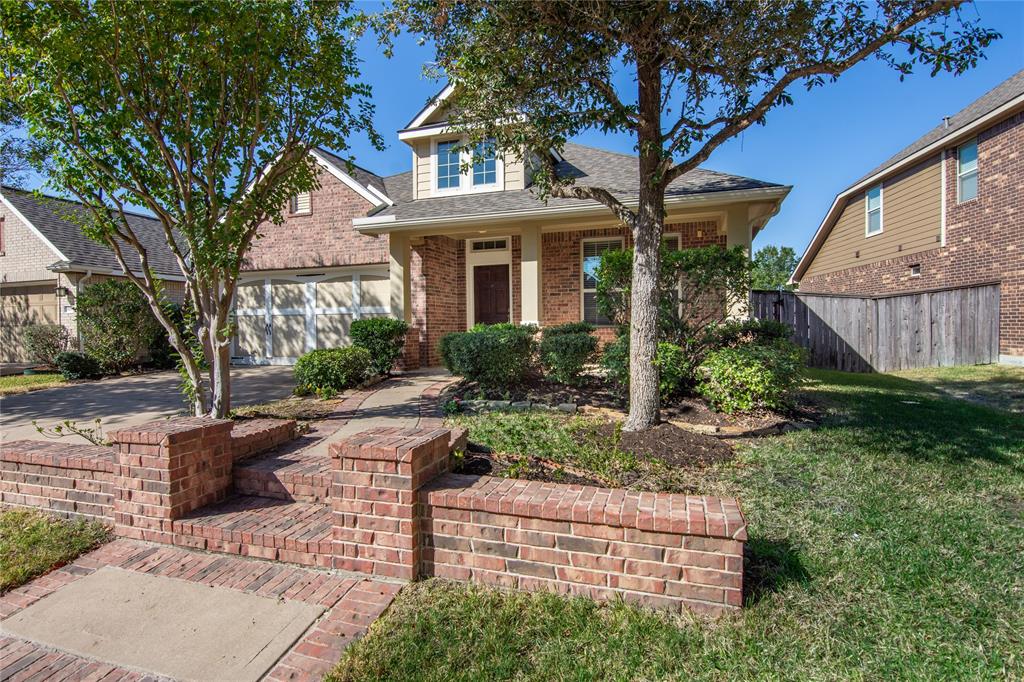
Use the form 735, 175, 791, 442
752, 245, 800, 291
387, 0, 997, 431
2, 0, 378, 416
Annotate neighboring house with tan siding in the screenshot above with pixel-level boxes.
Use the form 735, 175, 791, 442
792, 69, 1024, 365
236, 84, 792, 367
0, 186, 185, 362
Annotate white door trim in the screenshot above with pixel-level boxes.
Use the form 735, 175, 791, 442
465, 236, 513, 328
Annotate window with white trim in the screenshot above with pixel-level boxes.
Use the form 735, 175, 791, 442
581, 238, 623, 325
290, 191, 311, 214
436, 140, 461, 190
472, 139, 498, 186
865, 185, 883, 236
957, 138, 978, 202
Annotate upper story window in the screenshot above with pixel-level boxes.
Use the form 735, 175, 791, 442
290, 191, 311, 214
472, 140, 497, 186
436, 140, 461, 190
957, 138, 978, 202
865, 185, 883, 236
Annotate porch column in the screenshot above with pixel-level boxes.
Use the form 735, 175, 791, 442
724, 204, 752, 319
520, 225, 542, 326
389, 232, 412, 323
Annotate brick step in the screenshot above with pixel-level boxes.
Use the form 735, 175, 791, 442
169, 495, 333, 569
233, 451, 332, 503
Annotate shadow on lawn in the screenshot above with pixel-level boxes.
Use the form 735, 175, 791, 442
743, 537, 810, 605
803, 371, 1024, 469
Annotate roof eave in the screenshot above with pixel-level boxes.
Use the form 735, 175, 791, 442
353, 185, 791, 236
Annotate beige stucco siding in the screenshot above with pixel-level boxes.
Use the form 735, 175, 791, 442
804, 155, 942, 278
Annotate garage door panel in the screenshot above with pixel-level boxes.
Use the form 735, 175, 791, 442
236, 281, 265, 309
317, 278, 352, 309
272, 315, 305, 358
271, 281, 305, 310
316, 314, 352, 349
0, 282, 59, 362
235, 316, 266, 358
361, 275, 389, 308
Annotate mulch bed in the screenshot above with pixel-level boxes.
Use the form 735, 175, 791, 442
589, 421, 733, 469
455, 450, 606, 488
445, 373, 622, 409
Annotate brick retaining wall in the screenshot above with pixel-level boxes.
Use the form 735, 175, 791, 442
331, 427, 747, 615
0, 441, 115, 521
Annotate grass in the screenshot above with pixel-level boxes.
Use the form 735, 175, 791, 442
893, 363, 1024, 413
329, 367, 1024, 680
0, 509, 111, 592
0, 372, 66, 396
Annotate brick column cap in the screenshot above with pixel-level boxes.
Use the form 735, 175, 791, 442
330, 426, 451, 462
111, 416, 233, 446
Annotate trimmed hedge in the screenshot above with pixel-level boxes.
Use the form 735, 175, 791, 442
439, 323, 536, 389
697, 340, 806, 413
350, 317, 409, 376
54, 352, 102, 380
294, 347, 372, 395
708, 318, 791, 349
602, 335, 692, 401
76, 279, 164, 372
539, 322, 597, 386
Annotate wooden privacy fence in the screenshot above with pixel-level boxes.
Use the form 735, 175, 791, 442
750, 283, 1000, 372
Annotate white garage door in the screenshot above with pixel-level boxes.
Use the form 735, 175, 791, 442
232, 270, 390, 365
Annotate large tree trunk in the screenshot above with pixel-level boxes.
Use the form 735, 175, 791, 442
623, 58, 665, 432
209, 338, 231, 418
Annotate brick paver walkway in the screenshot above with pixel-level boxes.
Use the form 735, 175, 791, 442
0, 540, 401, 681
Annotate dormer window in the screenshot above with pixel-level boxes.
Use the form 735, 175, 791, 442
436, 140, 461, 190
472, 140, 497, 186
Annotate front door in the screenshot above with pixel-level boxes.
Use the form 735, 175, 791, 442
473, 264, 510, 325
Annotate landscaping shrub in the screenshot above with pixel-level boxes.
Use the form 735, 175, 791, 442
54, 351, 102, 380
439, 323, 536, 390
602, 335, 693, 401
709, 318, 791, 349
350, 317, 409, 376
655, 342, 691, 402
293, 347, 372, 395
697, 340, 806, 413
22, 324, 72, 365
76, 279, 164, 372
147, 303, 185, 370
539, 322, 597, 385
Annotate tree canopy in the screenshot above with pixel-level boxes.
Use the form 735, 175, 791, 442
2, 0, 379, 416
752, 245, 800, 290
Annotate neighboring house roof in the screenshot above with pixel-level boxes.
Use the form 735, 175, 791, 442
357, 142, 789, 231
0, 185, 184, 278
793, 68, 1024, 283
312, 147, 392, 206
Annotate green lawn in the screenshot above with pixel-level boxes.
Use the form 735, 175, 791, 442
0, 509, 111, 592
0, 372, 66, 396
329, 368, 1024, 680
894, 363, 1024, 413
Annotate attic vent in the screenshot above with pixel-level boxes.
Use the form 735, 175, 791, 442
290, 191, 311, 214
472, 239, 508, 252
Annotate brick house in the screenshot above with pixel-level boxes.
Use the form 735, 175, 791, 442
792, 69, 1024, 366
238, 85, 791, 367
0, 187, 185, 362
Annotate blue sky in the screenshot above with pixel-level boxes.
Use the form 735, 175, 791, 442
348, 0, 1024, 256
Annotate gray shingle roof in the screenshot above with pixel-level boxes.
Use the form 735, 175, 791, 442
314, 147, 389, 197
2, 186, 183, 277
854, 68, 1024, 187
372, 142, 786, 223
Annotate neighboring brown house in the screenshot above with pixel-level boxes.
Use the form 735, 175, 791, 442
237, 85, 791, 367
792, 69, 1024, 366
0, 187, 185, 362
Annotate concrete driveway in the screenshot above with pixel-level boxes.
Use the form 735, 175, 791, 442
0, 366, 295, 444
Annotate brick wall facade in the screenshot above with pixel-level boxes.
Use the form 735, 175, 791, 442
412, 236, 467, 367
330, 427, 747, 616
243, 168, 388, 272
799, 111, 1023, 359
0, 441, 115, 522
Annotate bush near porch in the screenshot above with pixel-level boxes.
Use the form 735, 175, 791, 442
328, 367, 1024, 680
